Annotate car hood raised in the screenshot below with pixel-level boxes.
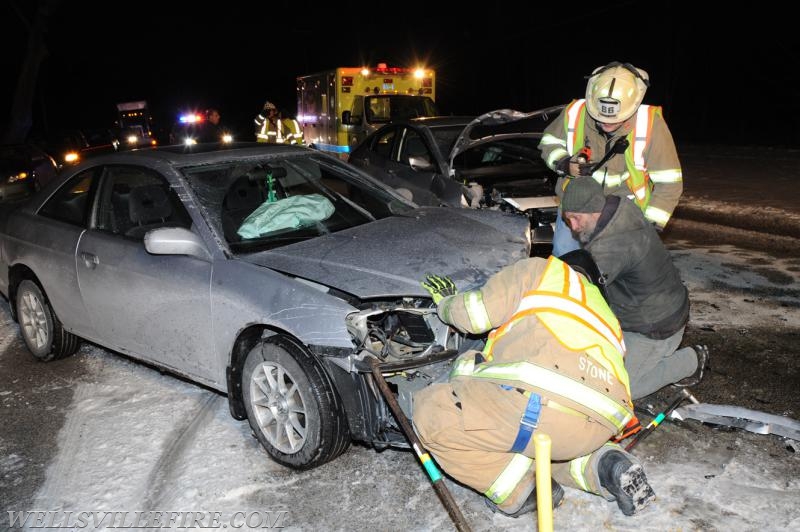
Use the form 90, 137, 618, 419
242, 207, 530, 299
447, 106, 565, 167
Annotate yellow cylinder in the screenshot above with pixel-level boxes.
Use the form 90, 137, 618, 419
534, 433, 554, 532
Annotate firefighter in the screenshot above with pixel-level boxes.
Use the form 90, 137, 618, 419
413, 251, 656, 518
539, 61, 683, 257
281, 114, 304, 145
254, 101, 289, 143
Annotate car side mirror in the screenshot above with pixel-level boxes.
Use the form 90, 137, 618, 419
144, 227, 211, 261
409, 155, 434, 172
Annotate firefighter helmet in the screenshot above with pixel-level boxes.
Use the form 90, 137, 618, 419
585, 62, 650, 123
263, 101, 277, 112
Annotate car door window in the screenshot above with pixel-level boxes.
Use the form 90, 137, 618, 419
371, 128, 397, 160
94, 165, 191, 239
39, 168, 99, 226
398, 129, 433, 168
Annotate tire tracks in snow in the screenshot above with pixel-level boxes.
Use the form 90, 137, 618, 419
34, 383, 93, 509
667, 218, 800, 257
32, 360, 224, 512
142, 392, 222, 508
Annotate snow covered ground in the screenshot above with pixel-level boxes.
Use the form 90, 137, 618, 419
2, 245, 797, 532
1, 145, 799, 531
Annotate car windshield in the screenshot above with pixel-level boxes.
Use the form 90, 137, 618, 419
454, 138, 544, 171
424, 116, 549, 179
366, 95, 439, 124
181, 153, 415, 253
427, 125, 465, 156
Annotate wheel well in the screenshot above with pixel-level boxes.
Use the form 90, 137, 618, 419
225, 325, 286, 420
7, 265, 40, 321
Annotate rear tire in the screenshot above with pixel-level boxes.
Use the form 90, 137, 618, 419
16, 279, 80, 361
242, 335, 350, 469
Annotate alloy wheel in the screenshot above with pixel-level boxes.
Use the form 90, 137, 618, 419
249, 361, 308, 454
19, 290, 49, 350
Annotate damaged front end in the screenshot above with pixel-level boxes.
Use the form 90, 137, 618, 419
451, 107, 565, 250
320, 297, 469, 449
464, 179, 558, 247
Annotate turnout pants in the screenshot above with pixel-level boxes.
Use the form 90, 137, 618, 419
414, 379, 635, 513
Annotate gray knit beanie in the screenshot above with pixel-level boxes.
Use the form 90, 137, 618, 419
560, 177, 605, 213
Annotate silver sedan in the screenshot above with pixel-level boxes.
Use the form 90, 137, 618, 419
0, 143, 530, 469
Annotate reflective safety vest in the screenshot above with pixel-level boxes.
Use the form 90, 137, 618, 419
281, 118, 304, 145
564, 99, 660, 212
451, 258, 633, 505
256, 117, 289, 143
450, 256, 632, 422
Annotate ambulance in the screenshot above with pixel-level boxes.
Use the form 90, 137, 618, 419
296, 64, 437, 157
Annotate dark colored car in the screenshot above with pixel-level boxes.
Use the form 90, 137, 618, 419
348, 107, 565, 247
0, 143, 59, 201
43, 128, 119, 167
0, 142, 530, 470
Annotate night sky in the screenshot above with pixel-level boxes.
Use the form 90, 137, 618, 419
3, 1, 799, 146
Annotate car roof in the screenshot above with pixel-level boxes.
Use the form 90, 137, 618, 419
78, 142, 308, 167
406, 116, 475, 128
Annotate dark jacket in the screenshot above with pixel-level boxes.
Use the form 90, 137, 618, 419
586, 195, 689, 339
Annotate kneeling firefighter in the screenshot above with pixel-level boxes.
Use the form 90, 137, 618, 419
413, 251, 655, 517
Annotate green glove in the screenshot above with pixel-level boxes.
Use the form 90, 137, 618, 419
421, 274, 457, 304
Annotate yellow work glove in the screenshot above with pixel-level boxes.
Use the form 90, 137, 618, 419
421, 274, 457, 304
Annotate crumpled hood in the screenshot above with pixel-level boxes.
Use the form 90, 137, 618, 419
448, 106, 565, 165
242, 207, 530, 298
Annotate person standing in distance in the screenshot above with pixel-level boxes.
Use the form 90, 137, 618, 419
255, 101, 288, 143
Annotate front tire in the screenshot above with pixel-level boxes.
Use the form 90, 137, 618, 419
16, 279, 80, 361
242, 335, 349, 469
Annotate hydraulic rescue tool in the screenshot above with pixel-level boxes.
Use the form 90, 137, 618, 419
626, 388, 699, 451
588, 137, 629, 175
567, 137, 628, 179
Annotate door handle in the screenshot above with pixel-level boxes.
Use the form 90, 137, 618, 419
80, 252, 99, 269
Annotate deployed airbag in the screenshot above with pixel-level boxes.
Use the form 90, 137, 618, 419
238, 194, 334, 239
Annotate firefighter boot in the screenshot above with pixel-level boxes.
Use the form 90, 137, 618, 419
674, 345, 710, 388
598, 451, 655, 516
484, 478, 564, 518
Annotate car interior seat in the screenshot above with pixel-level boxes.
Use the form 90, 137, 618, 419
125, 184, 175, 239
222, 175, 268, 241
110, 183, 132, 235
59, 194, 88, 225
405, 135, 427, 159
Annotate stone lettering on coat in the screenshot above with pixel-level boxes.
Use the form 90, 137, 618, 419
578, 356, 613, 385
